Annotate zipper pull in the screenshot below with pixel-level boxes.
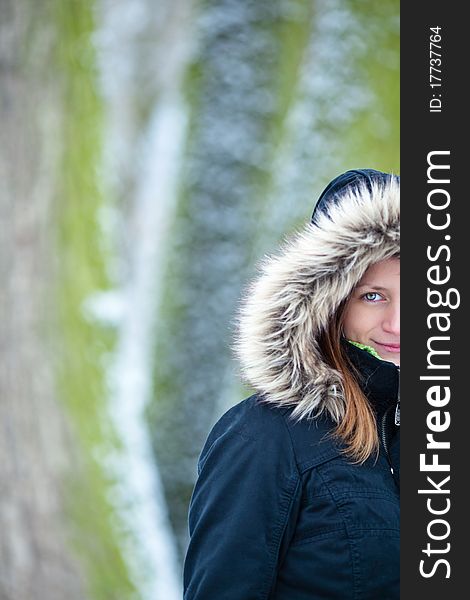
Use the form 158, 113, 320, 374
395, 366, 400, 426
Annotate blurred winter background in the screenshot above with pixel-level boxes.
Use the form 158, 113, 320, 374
0, 0, 399, 598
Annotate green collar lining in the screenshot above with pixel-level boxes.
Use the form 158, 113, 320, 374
347, 340, 382, 360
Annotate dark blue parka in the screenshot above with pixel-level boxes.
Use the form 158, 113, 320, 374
184, 171, 400, 599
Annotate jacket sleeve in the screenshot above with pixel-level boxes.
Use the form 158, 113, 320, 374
183, 401, 301, 600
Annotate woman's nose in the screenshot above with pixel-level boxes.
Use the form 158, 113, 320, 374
383, 302, 400, 335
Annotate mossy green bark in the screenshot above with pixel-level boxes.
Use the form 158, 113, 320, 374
337, 0, 400, 173
51, 1, 136, 597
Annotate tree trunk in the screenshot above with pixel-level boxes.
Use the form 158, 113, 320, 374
0, 1, 87, 598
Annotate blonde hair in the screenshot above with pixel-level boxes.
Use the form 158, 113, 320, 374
318, 302, 379, 464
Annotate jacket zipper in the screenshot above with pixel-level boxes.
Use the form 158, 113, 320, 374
381, 409, 393, 471
381, 366, 400, 473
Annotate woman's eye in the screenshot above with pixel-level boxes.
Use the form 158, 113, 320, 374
363, 292, 383, 302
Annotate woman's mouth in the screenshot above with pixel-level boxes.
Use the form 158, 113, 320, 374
374, 341, 401, 353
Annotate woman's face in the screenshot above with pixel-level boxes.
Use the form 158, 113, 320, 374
343, 258, 400, 365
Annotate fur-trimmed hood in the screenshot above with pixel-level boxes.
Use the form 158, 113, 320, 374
235, 172, 400, 423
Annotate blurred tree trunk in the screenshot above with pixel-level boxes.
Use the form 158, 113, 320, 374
0, 1, 87, 599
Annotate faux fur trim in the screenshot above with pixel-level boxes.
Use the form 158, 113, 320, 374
235, 178, 400, 422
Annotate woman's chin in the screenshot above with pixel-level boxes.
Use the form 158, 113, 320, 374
370, 342, 400, 366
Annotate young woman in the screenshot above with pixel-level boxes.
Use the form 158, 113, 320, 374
183, 169, 400, 599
